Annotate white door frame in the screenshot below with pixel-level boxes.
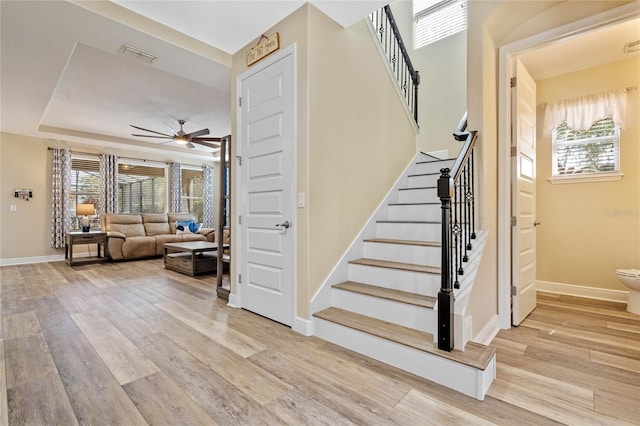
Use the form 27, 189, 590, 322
234, 44, 297, 316
496, 4, 639, 329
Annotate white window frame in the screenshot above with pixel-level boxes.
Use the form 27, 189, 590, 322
549, 117, 623, 184
413, 0, 468, 49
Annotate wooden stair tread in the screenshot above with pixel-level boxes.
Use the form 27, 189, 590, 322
349, 258, 440, 274
313, 307, 495, 371
364, 238, 441, 247
333, 281, 436, 308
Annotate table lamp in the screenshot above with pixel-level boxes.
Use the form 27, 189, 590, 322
76, 203, 95, 232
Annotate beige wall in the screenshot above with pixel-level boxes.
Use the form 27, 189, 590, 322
536, 56, 640, 291
0, 134, 60, 260
0, 132, 216, 262
231, 5, 416, 318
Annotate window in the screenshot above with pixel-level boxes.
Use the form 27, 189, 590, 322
552, 117, 620, 177
118, 162, 167, 214
414, 0, 467, 49
181, 167, 204, 222
70, 156, 101, 230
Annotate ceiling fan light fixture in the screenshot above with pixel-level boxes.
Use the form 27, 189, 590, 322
175, 136, 189, 144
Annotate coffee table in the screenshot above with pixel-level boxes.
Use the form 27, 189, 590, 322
163, 241, 218, 276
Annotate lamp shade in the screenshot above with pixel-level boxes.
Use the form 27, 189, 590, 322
76, 203, 95, 216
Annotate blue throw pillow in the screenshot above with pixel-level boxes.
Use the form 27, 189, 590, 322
176, 220, 202, 234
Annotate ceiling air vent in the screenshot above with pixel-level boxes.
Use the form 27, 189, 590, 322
623, 40, 640, 54
120, 44, 157, 63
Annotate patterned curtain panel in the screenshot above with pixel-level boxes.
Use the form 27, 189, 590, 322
169, 162, 182, 213
99, 154, 119, 215
202, 165, 214, 227
50, 148, 71, 248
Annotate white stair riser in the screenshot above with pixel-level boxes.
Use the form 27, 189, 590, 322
348, 264, 440, 296
398, 188, 439, 204
376, 222, 440, 242
332, 289, 435, 333
388, 204, 440, 222
313, 318, 496, 401
363, 241, 441, 267
407, 174, 440, 188
414, 160, 455, 175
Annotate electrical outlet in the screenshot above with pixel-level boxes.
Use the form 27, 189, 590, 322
297, 192, 305, 208
10, 205, 17, 212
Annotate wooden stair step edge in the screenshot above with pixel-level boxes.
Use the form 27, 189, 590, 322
313, 307, 495, 371
364, 238, 441, 248
332, 281, 436, 309
349, 258, 440, 274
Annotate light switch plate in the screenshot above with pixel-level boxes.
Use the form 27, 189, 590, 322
297, 192, 305, 208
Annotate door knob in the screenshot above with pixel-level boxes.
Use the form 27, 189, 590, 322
534, 221, 541, 227
276, 221, 290, 229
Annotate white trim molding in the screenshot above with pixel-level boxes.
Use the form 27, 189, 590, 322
548, 173, 623, 184
292, 317, 313, 336
537, 281, 628, 304
473, 315, 501, 346
0, 254, 65, 267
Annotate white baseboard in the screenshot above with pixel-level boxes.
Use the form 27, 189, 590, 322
472, 314, 500, 346
0, 254, 64, 266
227, 293, 239, 308
292, 316, 312, 336
537, 280, 628, 303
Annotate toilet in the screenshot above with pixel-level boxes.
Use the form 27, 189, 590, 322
616, 269, 640, 315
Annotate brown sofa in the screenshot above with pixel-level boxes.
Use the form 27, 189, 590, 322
101, 213, 215, 260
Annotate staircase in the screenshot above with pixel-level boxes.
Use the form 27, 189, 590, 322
312, 153, 496, 400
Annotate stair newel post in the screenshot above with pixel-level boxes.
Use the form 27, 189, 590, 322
437, 168, 454, 352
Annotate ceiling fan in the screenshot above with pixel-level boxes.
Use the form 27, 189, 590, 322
130, 119, 221, 149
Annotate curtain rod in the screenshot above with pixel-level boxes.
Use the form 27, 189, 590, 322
46, 147, 214, 168
537, 86, 637, 108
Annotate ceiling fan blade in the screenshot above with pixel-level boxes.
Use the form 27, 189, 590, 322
192, 137, 222, 142
131, 134, 173, 139
162, 121, 178, 136
191, 140, 221, 149
185, 128, 209, 139
130, 125, 173, 137
185, 142, 196, 149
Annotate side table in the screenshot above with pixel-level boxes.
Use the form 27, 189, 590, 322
65, 231, 107, 266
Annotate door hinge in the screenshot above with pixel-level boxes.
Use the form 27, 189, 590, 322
236, 155, 242, 166
511, 146, 517, 157
511, 285, 517, 296
238, 274, 242, 284
239, 215, 242, 225
510, 77, 517, 87
238, 97, 242, 107
511, 216, 517, 227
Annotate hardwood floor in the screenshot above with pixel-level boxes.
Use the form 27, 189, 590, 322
1, 259, 638, 425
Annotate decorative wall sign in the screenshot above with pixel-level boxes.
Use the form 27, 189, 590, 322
246, 33, 280, 66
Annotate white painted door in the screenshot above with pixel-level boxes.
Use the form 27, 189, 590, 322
511, 58, 537, 326
238, 47, 296, 327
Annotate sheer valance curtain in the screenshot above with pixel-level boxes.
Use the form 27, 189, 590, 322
50, 148, 72, 248
169, 162, 182, 213
543, 89, 628, 136
202, 165, 214, 228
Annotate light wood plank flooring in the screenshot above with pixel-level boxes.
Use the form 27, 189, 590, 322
1, 259, 638, 425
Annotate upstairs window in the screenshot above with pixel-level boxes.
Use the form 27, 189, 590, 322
552, 117, 620, 177
414, 0, 468, 49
